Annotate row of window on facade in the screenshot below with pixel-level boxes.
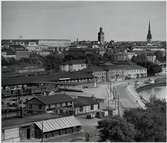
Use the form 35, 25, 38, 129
29, 102, 73, 110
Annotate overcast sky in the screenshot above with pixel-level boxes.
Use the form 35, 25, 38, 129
2, 1, 166, 41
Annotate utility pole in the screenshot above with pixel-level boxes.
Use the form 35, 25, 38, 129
117, 93, 120, 116
41, 120, 44, 142
113, 87, 117, 109
107, 81, 110, 111
113, 87, 120, 116
72, 102, 75, 116
17, 89, 20, 117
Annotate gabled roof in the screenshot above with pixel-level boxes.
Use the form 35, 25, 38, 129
35, 116, 81, 133
74, 96, 103, 107
2, 114, 78, 129
31, 94, 73, 105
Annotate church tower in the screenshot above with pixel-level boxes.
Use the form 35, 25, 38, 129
98, 27, 104, 45
147, 21, 152, 43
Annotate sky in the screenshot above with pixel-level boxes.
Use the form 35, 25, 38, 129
2, 1, 166, 41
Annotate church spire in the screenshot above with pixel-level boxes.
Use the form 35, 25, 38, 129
147, 20, 152, 43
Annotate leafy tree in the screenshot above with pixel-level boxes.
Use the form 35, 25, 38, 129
123, 99, 166, 142
2, 57, 16, 66
43, 54, 63, 71
131, 54, 148, 63
154, 51, 166, 62
132, 54, 162, 76
148, 63, 162, 75
97, 116, 136, 142
2, 57, 8, 66
65, 48, 85, 60
98, 99, 166, 142
103, 49, 114, 62
85, 53, 100, 65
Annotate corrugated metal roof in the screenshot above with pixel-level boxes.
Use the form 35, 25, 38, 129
35, 116, 81, 132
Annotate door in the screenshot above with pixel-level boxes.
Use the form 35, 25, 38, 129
27, 128, 30, 139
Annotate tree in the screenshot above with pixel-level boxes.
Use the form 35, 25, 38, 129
148, 63, 162, 75
131, 54, 148, 64
2, 57, 16, 66
43, 54, 63, 71
123, 99, 166, 142
103, 49, 115, 62
85, 53, 100, 65
154, 51, 166, 62
131, 54, 162, 76
97, 116, 136, 142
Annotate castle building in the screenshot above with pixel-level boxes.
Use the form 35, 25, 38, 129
98, 27, 104, 45
147, 21, 152, 43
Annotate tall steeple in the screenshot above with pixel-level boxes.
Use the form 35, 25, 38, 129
147, 20, 152, 43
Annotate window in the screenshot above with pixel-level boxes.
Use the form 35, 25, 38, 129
79, 107, 83, 112
39, 104, 42, 109
60, 109, 63, 114
62, 103, 66, 107
81, 64, 85, 67
45, 134, 48, 138
66, 102, 68, 106
57, 104, 60, 107
91, 105, 94, 110
29, 104, 32, 109
67, 102, 72, 106
2, 129, 5, 140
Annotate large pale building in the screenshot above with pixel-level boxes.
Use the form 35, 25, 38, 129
105, 64, 147, 81
60, 60, 87, 72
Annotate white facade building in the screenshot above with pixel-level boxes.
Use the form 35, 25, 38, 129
106, 64, 147, 81
60, 60, 87, 72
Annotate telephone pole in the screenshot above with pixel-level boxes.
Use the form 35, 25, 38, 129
117, 93, 120, 116
108, 81, 110, 110
113, 87, 120, 116
41, 120, 44, 142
